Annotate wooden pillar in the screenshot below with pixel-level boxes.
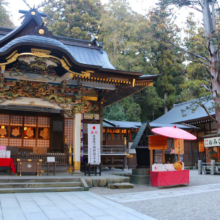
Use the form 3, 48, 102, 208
162, 149, 165, 164
111, 129, 113, 140
126, 129, 129, 149
150, 150, 153, 171
105, 128, 107, 143
73, 113, 81, 174
100, 102, 103, 151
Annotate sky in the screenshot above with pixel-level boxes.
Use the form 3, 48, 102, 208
7, 0, 202, 28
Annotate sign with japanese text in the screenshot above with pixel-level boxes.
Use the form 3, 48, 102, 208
204, 137, 220, 147
174, 139, 184, 154
88, 124, 101, 165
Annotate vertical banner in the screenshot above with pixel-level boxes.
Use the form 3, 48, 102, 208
88, 124, 101, 165
80, 114, 84, 162
199, 140, 205, 152
174, 139, 184, 154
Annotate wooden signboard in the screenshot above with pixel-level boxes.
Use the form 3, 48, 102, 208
33, 147, 47, 155
174, 139, 184, 154
148, 135, 167, 150
199, 140, 205, 152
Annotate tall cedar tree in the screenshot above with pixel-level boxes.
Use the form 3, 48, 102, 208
43, 0, 101, 40
145, 4, 185, 114
158, 0, 220, 134
0, 0, 14, 28
175, 12, 211, 103
101, 0, 143, 121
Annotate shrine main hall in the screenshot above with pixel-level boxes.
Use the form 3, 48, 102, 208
0, 7, 159, 173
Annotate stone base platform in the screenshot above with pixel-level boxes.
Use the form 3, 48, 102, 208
108, 183, 134, 189
127, 168, 150, 185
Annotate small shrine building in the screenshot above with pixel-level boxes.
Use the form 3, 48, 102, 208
0, 8, 159, 173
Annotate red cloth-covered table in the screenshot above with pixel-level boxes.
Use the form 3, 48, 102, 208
150, 170, 189, 187
0, 158, 16, 173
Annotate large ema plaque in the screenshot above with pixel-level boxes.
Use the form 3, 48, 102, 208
88, 124, 101, 165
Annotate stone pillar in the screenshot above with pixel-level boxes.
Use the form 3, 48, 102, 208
198, 160, 202, 174
73, 113, 81, 174
211, 159, 215, 175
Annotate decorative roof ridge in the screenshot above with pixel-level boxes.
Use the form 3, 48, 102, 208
0, 27, 103, 50
55, 35, 103, 46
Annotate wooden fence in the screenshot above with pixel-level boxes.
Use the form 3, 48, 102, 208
11, 153, 68, 166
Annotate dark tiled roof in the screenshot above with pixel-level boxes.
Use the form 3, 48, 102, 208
0, 35, 115, 69
130, 122, 148, 149
67, 45, 115, 69
0, 35, 70, 52
103, 119, 141, 128
103, 119, 196, 129
152, 99, 214, 124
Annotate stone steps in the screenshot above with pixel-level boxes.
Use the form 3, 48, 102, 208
0, 186, 84, 193
0, 177, 87, 193
0, 181, 82, 188
0, 178, 81, 183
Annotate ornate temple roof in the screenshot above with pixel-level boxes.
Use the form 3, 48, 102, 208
0, 8, 160, 107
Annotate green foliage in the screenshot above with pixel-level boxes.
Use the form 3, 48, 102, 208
175, 12, 211, 103
103, 103, 127, 121
104, 96, 141, 122
44, 0, 101, 39
0, 0, 14, 28
120, 96, 141, 121
145, 3, 185, 112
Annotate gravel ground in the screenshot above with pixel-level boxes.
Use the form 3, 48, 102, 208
90, 170, 220, 220
123, 190, 220, 220
90, 184, 157, 195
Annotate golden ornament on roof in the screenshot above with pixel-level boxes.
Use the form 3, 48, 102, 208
39, 29, 45, 35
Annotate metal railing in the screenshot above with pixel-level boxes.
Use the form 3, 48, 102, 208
83, 145, 127, 154
198, 160, 219, 175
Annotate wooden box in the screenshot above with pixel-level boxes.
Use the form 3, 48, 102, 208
17, 159, 42, 176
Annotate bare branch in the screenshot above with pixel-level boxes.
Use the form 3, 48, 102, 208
200, 103, 217, 122
167, 40, 211, 65
194, 56, 210, 67
187, 5, 202, 12
202, 84, 212, 92
205, 67, 213, 78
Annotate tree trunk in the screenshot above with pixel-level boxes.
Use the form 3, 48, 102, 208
202, 0, 220, 135
164, 92, 168, 113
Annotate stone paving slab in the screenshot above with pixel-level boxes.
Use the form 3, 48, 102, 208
103, 182, 220, 203
0, 191, 156, 220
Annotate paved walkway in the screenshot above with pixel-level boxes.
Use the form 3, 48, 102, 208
0, 191, 155, 220
104, 182, 220, 202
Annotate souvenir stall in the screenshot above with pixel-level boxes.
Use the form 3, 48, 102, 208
149, 126, 197, 187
